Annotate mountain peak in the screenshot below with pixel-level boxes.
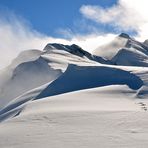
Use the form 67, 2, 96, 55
43, 43, 90, 57
44, 43, 83, 51
119, 33, 130, 39
144, 39, 148, 46
43, 43, 66, 51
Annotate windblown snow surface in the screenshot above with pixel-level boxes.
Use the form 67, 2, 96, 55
0, 33, 148, 148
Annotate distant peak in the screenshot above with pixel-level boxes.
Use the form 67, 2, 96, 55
119, 33, 130, 39
43, 43, 89, 55
43, 43, 65, 51
143, 39, 148, 46
70, 44, 82, 50
44, 43, 83, 51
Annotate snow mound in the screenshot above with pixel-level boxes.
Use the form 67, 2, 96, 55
0, 43, 102, 112
0, 50, 62, 110
111, 48, 148, 67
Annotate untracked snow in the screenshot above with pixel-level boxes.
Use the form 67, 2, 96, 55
0, 33, 148, 148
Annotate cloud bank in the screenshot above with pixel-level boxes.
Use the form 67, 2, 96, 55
0, 11, 115, 69
80, 0, 148, 40
0, 12, 69, 69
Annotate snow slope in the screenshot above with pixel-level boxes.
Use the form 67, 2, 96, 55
0, 43, 103, 110
0, 33, 148, 148
0, 50, 62, 110
1, 86, 148, 148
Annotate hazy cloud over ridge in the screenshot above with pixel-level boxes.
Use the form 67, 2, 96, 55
0, 11, 115, 69
80, 0, 148, 40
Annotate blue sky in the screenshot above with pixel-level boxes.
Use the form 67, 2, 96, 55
0, 0, 117, 37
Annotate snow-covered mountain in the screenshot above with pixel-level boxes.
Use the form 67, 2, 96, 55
0, 33, 148, 148
93, 33, 148, 67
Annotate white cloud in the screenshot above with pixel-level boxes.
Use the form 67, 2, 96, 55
80, 0, 148, 40
0, 11, 115, 69
70, 34, 115, 52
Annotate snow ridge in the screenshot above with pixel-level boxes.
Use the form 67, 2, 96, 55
0, 33, 147, 122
